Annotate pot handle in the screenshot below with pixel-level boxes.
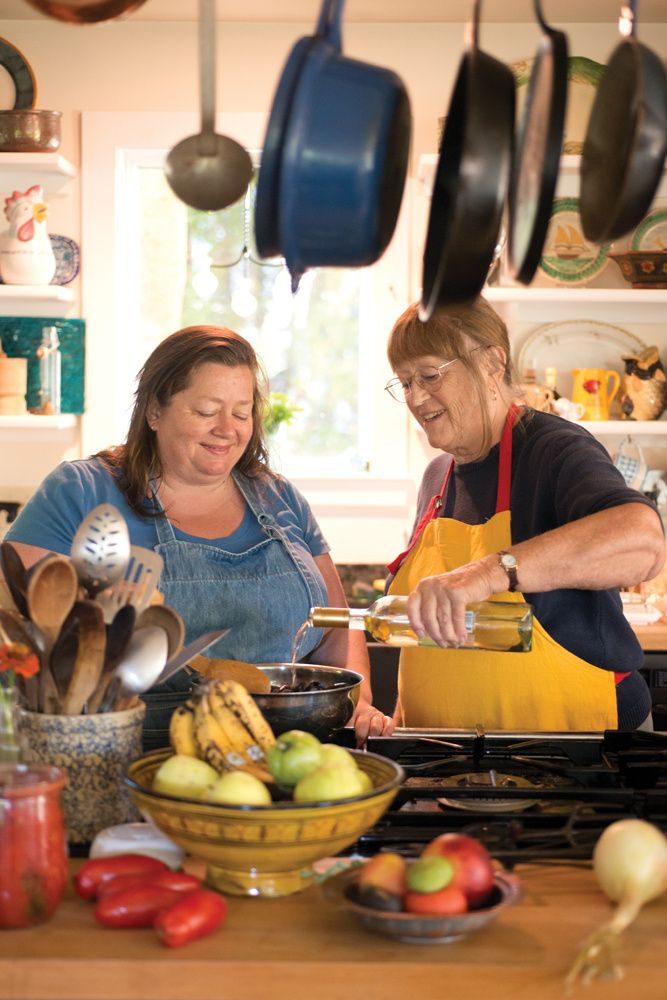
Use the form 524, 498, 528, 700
464, 0, 481, 51
315, 0, 344, 52
619, 0, 637, 37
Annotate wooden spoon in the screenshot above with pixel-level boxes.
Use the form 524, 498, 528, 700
87, 604, 136, 714
26, 555, 78, 713
0, 541, 29, 617
60, 600, 107, 716
188, 654, 271, 694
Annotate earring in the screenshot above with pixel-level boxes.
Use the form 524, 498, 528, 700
491, 387, 497, 401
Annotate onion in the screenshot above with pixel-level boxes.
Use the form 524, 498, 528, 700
565, 819, 667, 991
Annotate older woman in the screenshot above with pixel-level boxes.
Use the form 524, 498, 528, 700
385, 298, 665, 732
6, 326, 393, 746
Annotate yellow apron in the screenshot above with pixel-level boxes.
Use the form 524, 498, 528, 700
388, 408, 618, 731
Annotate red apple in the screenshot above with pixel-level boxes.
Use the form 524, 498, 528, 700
404, 886, 467, 916
420, 833, 494, 907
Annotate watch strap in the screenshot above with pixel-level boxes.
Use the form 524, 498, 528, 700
498, 550, 518, 593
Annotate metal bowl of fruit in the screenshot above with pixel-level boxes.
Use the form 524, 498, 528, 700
322, 853, 523, 944
249, 664, 363, 740
124, 746, 403, 898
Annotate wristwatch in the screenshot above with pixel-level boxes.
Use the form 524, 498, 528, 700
498, 550, 519, 592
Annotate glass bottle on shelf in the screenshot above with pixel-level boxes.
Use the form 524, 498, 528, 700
308, 595, 533, 653
544, 366, 561, 401
37, 326, 61, 415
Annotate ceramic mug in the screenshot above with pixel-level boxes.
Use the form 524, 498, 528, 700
571, 368, 621, 420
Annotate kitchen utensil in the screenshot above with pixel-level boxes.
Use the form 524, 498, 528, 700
164, 0, 253, 213
571, 368, 621, 421
0, 608, 45, 712
125, 747, 403, 897
136, 605, 185, 663
419, 0, 515, 317
507, 0, 568, 284
0, 541, 29, 618
579, 0, 667, 243
26, 555, 78, 715
70, 503, 131, 599
276, 0, 411, 292
152, 628, 231, 688
101, 625, 169, 712
248, 664, 363, 741
613, 437, 650, 490
49, 617, 80, 710
60, 600, 107, 716
254, 33, 318, 259
87, 605, 137, 715
96, 545, 164, 624
187, 655, 271, 694
0, 110, 61, 152
22, 0, 148, 23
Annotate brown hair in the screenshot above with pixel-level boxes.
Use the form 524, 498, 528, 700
97, 326, 272, 517
387, 297, 523, 453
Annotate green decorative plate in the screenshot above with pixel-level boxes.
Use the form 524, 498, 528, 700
538, 198, 611, 284
631, 210, 667, 252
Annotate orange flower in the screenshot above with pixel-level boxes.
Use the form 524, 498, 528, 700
0, 642, 40, 679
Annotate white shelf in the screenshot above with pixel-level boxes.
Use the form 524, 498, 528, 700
0, 153, 76, 195
0, 284, 76, 317
579, 420, 667, 436
0, 413, 79, 441
485, 287, 667, 324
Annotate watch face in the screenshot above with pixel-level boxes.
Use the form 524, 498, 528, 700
501, 554, 518, 570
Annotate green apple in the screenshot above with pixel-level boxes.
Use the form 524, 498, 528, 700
319, 744, 358, 769
266, 730, 324, 787
406, 856, 454, 894
153, 754, 219, 799
203, 770, 272, 806
293, 762, 367, 803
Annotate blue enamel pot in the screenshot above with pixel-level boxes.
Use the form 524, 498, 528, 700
275, 0, 411, 291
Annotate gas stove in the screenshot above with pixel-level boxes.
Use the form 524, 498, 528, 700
335, 727, 667, 866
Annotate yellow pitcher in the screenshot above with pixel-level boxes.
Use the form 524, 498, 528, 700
571, 368, 621, 420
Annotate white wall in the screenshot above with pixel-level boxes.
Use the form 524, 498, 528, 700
1, 16, 666, 557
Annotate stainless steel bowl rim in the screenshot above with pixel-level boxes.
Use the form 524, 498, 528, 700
254, 663, 364, 696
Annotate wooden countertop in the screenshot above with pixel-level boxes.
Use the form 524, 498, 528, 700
632, 621, 667, 651
3, 858, 666, 1000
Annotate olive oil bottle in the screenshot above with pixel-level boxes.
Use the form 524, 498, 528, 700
308, 596, 533, 652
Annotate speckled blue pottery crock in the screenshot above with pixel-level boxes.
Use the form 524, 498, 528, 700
18, 702, 146, 844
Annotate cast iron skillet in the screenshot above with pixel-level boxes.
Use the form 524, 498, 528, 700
579, 0, 667, 244
507, 0, 568, 285
420, 0, 515, 319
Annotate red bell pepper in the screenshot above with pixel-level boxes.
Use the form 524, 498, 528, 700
94, 885, 184, 928
74, 854, 170, 901
154, 890, 227, 948
96, 871, 201, 902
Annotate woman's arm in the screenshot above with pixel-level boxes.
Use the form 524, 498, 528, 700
1, 541, 55, 574
304, 553, 395, 743
408, 502, 666, 647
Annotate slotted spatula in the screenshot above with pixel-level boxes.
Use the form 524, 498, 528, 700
96, 545, 164, 624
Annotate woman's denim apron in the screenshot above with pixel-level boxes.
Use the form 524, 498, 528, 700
141, 473, 327, 752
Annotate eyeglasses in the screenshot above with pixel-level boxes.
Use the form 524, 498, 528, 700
385, 359, 459, 403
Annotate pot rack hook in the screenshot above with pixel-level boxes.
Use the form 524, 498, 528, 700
464, 0, 481, 50
619, 1, 636, 38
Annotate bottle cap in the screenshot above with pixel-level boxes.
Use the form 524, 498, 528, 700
309, 607, 352, 628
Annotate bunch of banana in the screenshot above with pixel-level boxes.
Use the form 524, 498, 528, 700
169, 678, 276, 782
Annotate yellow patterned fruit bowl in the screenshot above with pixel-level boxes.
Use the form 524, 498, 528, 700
124, 749, 404, 898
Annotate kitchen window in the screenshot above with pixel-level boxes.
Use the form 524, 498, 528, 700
81, 111, 415, 561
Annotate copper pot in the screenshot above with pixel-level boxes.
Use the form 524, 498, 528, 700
23, 0, 147, 23
0, 110, 61, 152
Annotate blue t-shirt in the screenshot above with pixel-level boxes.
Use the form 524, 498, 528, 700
8, 458, 330, 562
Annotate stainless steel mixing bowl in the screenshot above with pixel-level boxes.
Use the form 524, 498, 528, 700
250, 663, 363, 741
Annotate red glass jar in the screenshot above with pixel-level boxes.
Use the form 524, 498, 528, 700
0, 763, 68, 928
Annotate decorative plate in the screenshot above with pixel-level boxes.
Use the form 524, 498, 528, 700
511, 55, 604, 155
50, 234, 80, 285
631, 210, 667, 252
538, 198, 611, 284
518, 320, 647, 399
0, 37, 36, 110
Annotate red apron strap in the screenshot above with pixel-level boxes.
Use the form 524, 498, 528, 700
496, 403, 520, 514
386, 459, 454, 576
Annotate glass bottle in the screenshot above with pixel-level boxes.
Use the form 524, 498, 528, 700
37, 326, 61, 415
308, 595, 533, 653
544, 366, 561, 401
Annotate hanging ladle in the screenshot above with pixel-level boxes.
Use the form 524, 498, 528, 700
164, 0, 253, 212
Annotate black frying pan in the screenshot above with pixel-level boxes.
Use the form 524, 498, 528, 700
579, 0, 667, 244
507, 0, 568, 285
419, 0, 515, 319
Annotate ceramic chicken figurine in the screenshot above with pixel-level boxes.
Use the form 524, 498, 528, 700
0, 185, 56, 285
620, 346, 667, 421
